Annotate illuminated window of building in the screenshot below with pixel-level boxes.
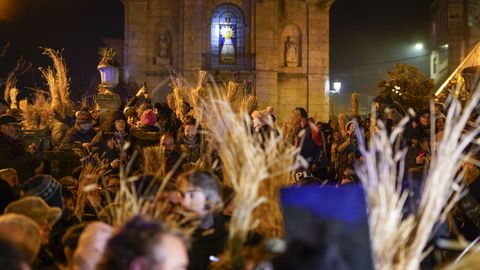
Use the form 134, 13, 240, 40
210, 4, 244, 68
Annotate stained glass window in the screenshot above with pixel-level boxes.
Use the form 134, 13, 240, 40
210, 4, 244, 67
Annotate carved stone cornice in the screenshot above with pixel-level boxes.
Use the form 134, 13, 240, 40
305, 0, 335, 10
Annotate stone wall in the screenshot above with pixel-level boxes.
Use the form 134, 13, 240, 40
124, 0, 332, 121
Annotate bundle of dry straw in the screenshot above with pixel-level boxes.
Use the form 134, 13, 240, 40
21, 48, 72, 129
39, 48, 72, 116
92, 144, 198, 240
356, 87, 480, 270
202, 83, 298, 268
170, 71, 256, 127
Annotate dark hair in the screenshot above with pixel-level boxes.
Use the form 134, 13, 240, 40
179, 170, 223, 210
0, 238, 29, 270
294, 107, 308, 119
183, 116, 196, 126
97, 216, 168, 270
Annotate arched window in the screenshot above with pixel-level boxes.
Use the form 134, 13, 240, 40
210, 4, 244, 68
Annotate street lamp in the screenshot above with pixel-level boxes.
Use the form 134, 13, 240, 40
327, 81, 341, 96
97, 48, 121, 91
333, 81, 342, 93
414, 43, 424, 51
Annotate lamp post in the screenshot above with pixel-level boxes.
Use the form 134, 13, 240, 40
327, 81, 341, 96
97, 48, 121, 92
98, 64, 120, 90
96, 48, 122, 124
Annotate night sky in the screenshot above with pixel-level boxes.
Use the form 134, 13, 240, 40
0, 0, 124, 99
0, 0, 430, 108
330, 0, 431, 113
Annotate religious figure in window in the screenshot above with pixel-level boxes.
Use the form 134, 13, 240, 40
285, 36, 299, 67
219, 16, 236, 64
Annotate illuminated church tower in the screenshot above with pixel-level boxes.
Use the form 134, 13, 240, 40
124, 0, 333, 120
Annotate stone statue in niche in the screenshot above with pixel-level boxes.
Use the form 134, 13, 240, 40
285, 36, 299, 67
154, 32, 171, 66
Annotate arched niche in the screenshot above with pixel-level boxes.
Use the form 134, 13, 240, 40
282, 24, 302, 67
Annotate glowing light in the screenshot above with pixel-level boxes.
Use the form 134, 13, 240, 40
333, 81, 342, 92
415, 43, 424, 50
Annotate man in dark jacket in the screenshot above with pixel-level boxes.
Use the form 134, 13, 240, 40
91, 111, 131, 168
160, 133, 182, 176
178, 170, 228, 270
60, 110, 97, 151
0, 114, 40, 183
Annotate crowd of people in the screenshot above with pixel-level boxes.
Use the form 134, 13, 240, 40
0, 82, 478, 270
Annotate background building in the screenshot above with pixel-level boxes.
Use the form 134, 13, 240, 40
123, 0, 333, 121
430, 0, 480, 86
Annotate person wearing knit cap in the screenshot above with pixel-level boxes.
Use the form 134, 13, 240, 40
60, 110, 97, 151
140, 109, 158, 128
130, 109, 161, 150
71, 222, 113, 270
21, 174, 64, 210
0, 213, 42, 264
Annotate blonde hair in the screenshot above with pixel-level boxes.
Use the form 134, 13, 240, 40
0, 213, 42, 262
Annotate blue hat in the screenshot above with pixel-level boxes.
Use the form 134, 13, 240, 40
22, 175, 64, 210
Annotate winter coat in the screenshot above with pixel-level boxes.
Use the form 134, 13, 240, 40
177, 134, 206, 165
130, 125, 161, 149
59, 126, 97, 150
0, 131, 38, 183
47, 117, 69, 149
188, 215, 228, 270
91, 130, 131, 162
299, 126, 323, 167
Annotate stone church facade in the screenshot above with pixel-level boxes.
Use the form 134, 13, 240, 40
124, 0, 333, 121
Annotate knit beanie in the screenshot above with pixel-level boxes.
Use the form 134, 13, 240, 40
76, 110, 92, 125
140, 109, 157, 126
21, 175, 64, 210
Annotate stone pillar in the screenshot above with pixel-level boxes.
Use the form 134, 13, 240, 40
182, 0, 205, 83
306, 0, 333, 121
124, 0, 149, 85
255, 0, 279, 113
306, 1, 331, 122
